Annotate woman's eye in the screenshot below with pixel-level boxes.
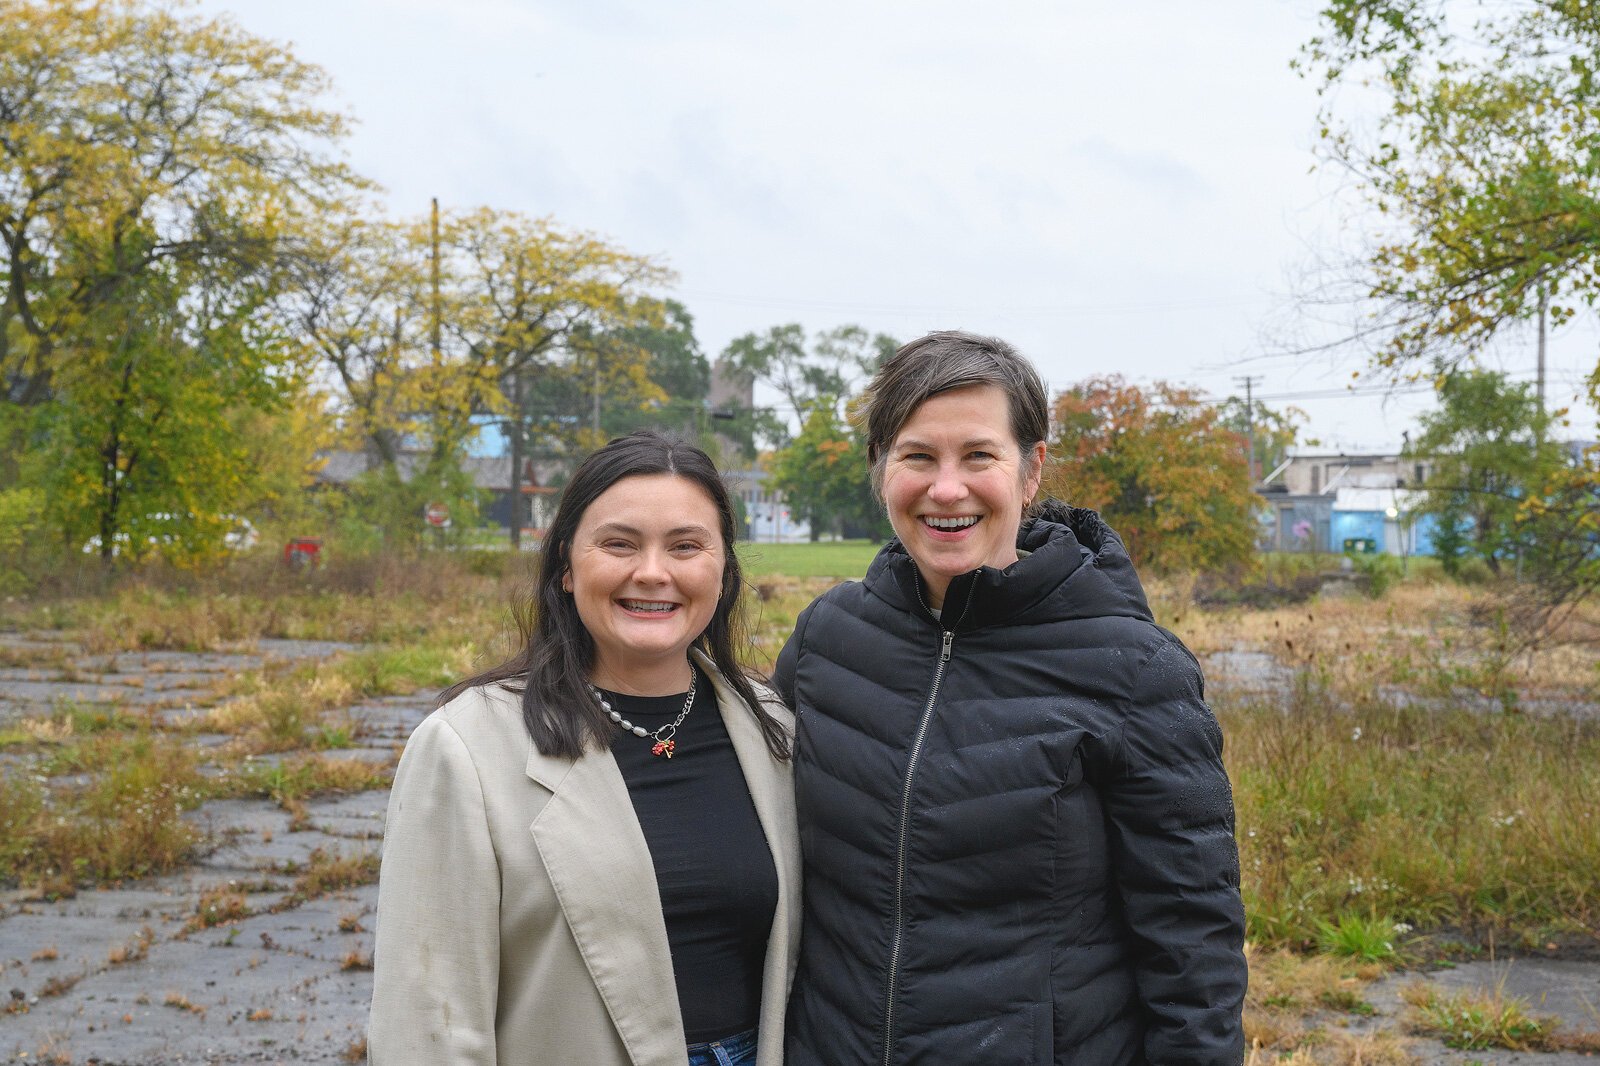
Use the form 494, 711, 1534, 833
671, 541, 704, 553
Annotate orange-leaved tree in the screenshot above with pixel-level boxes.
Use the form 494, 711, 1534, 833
1045, 377, 1258, 573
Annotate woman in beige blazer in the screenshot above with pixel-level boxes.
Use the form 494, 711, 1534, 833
369, 432, 800, 1066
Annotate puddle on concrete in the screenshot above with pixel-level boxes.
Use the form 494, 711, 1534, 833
1202, 647, 1296, 697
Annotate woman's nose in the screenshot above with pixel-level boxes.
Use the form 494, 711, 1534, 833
633, 546, 670, 583
928, 463, 967, 504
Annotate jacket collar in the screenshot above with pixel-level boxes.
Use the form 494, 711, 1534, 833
864, 500, 1155, 632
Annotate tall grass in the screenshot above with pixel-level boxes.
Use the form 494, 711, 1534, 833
1228, 683, 1600, 945
0, 733, 206, 885
2, 551, 523, 651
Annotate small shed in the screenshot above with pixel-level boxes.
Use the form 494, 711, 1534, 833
1331, 488, 1439, 556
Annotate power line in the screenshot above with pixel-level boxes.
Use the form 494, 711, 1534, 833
1233, 376, 1262, 480
671, 288, 1267, 318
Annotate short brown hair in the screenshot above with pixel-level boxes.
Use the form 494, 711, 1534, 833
862, 330, 1049, 496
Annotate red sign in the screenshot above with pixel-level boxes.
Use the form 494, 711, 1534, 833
424, 501, 451, 528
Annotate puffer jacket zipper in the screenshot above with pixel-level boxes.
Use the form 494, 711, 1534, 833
881, 577, 973, 1066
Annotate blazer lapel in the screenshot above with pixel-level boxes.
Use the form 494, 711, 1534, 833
527, 744, 685, 1066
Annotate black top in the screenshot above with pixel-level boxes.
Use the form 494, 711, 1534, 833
603, 666, 777, 1043
774, 501, 1247, 1066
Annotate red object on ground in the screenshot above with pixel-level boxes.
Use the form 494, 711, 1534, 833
283, 537, 322, 570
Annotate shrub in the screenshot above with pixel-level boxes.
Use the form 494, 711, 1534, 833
1348, 551, 1404, 598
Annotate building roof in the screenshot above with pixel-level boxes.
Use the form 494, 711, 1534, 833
1331, 487, 1429, 513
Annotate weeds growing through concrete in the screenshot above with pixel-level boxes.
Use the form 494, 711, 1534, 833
0, 732, 206, 886
289, 848, 380, 900
230, 754, 394, 809
1401, 980, 1556, 1051
189, 887, 251, 930
162, 991, 205, 1015
339, 949, 373, 971
106, 925, 153, 965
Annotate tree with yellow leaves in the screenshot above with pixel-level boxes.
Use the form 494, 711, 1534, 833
0, 0, 360, 563
285, 205, 671, 546
1047, 377, 1259, 573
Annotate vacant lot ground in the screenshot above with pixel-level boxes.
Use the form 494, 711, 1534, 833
2, 548, 1598, 1064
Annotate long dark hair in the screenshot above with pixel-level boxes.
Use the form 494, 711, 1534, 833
440, 430, 790, 761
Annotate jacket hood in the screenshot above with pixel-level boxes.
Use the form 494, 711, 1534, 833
863, 498, 1154, 631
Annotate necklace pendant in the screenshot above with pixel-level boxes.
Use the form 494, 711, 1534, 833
652, 739, 675, 759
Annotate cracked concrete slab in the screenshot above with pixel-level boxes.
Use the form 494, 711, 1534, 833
0, 629, 400, 1065
1, 791, 385, 1065
1362, 958, 1600, 1065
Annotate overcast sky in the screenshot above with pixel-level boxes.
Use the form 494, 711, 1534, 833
197, 0, 1600, 452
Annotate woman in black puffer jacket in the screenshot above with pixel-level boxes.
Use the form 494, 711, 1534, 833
774, 331, 1246, 1066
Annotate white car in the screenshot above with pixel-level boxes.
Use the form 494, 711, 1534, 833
82, 514, 259, 555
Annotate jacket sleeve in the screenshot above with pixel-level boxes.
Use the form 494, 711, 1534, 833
1096, 639, 1247, 1066
369, 713, 501, 1066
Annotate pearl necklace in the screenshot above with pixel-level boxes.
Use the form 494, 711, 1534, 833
591, 670, 697, 759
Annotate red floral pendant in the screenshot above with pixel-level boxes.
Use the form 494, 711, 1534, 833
652, 739, 676, 759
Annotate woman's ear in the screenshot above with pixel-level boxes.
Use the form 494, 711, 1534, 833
561, 570, 573, 594
1025, 441, 1047, 499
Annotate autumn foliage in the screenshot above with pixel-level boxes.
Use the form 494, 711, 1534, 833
1045, 377, 1258, 573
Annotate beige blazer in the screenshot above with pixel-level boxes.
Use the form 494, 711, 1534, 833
368, 651, 800, 1066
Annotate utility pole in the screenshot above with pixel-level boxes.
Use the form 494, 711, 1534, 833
592, 346, 602, 441
1233, 375, 1262, 482
1537, 281, 1548, 433
508, 371, 524, 552
430, 197, 442, 362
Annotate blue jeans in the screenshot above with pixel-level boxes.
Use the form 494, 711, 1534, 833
685, 1027, 757, 1066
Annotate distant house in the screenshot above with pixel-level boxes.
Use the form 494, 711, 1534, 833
723, 466, 812, 543
1256, 451, 1440, 555
315, 449, 564, 535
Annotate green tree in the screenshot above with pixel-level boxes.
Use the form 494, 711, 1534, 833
0, 0, 359, 564
1046, 377, 1258, 572
767, 403, 886, 542
727, 324, 897, 539
30, 263, 300, 564
1216, 397, 1307, 481
623, 300, 712, 437
1302, 2, 1600, 374
1407, 369, 1566, 577
721, 323, 896, 446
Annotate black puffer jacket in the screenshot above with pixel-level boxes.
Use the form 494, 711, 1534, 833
774, 503, 1246, 1066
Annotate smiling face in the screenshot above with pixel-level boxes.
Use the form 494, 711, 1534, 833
882, 384, 1045, 610
564, 473, 726, 693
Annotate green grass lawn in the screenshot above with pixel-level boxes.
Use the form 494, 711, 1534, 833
736, 539, 885, 579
